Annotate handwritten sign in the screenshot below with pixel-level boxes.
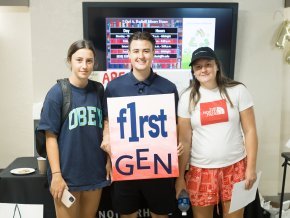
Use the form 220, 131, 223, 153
107, 94, 179, 181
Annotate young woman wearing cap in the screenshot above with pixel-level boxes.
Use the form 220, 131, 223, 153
176, 47, 258, 218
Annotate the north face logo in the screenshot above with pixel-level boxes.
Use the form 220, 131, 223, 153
202, 106, 225, 117
200, 99, 229, 125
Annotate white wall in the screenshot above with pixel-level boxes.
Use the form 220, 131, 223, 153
235, 1, 287, 195
0, 6, 33, 167
0, 0, 289, 196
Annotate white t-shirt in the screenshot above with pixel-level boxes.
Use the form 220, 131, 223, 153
178, 84, 254, 168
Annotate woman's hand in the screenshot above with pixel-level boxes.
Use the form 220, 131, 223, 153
50, 173, 68, 200
177, 142, 184, 156
101, 138, 111, 155
244, 167, 257, 190
101, 120, 111, 156
105, 155, 112, 181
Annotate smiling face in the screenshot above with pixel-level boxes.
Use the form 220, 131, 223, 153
69, 48, 95, 82
192, 58, 218, 88
128, 39, 155, 76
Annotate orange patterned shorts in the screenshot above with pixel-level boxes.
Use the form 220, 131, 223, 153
185, 158, 246, 207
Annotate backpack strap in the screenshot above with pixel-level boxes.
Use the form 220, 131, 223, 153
90, 80, 104, 104
35, 78, 72, 158
90, 80, 104, 124
57, 78, 72, 124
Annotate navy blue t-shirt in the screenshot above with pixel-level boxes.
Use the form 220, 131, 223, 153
104, 70, 179, 117
38, 80, 110, 191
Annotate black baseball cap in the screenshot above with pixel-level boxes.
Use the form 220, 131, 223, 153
189, 47, 217, 66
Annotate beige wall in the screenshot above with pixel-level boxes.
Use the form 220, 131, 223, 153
0, 6, 33, 167
0, 0, 289, 196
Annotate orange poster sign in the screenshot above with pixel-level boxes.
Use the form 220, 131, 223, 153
107, 94, 179, 181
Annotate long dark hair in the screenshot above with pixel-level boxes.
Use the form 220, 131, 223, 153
189, 59, 243, 109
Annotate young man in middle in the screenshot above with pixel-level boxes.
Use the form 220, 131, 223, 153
101, 31, 181, 218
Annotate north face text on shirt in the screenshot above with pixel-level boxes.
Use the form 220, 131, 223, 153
200, 99, 229, 125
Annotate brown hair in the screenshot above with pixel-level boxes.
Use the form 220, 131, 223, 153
128, 31, 156, 50
66, 39, 96, 63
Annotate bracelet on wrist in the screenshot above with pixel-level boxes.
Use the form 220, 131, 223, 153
51, 171, 61, 175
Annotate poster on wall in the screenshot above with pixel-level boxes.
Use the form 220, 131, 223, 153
107, 94, 179, 181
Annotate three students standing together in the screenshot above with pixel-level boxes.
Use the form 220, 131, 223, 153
38, 31, 258, 218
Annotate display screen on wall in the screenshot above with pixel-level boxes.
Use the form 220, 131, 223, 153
82, 2, 238, 78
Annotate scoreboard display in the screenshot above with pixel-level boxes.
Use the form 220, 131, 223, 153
83, 2, 238, 78
106, 18, 183, 70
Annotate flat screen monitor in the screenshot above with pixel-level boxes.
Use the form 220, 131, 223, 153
83, 2, 238, 79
